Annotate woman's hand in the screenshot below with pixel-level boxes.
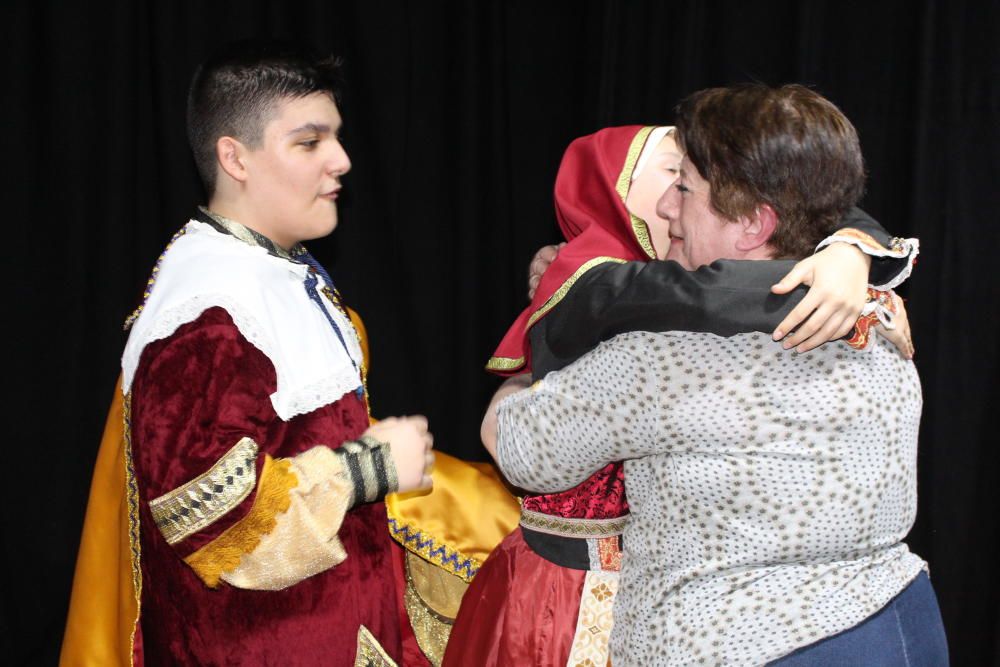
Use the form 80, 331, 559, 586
875, 291, 915, 359
770, 242, 871, 352
527, 243, 565, 300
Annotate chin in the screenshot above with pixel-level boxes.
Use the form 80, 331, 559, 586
307, 216, 338, 241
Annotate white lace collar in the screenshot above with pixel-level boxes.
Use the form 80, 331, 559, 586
122, 220, 364, 420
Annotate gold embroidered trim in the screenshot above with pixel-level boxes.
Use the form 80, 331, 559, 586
149, 438, 259, 545
200, 206, 298, 260
184, 455, 298, 588
525, 257, 628, 329
122, 393, 142, 666
615, 126, 658, 260
355, 625, 398, 667
596, 536, 623, 572
520, 507, 629, 538
484, 355, 526, 372
566, 570, 619, 666
404, 553, 458, 667
387, 517, 482, 583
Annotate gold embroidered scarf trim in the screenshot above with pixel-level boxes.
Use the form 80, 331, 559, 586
198, 206, 305, 261
525, 256, 628, 329
615, 126, 658, 260
484, 354, 527, 372
519, 507, 629, 538
149, 438, 259, 545
122, 394, 142, 666
184, 455, 299, 588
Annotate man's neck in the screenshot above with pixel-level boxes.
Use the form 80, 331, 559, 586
206, 197, 293, 252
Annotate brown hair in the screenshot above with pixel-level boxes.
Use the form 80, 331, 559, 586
187, 41, 342, 197
675, 84, 865, 259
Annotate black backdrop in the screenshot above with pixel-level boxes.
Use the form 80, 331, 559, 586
3, 1, 998, 664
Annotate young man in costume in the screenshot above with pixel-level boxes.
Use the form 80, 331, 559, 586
66, 43, 435, 666
494, 84, 945, 665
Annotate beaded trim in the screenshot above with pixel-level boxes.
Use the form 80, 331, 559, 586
123, 226, 188, 331
149, 438, 259, 545
519, 507, 629, 539
387, 517, 481, 584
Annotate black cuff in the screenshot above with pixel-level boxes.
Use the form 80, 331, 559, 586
334, 436, 399, 508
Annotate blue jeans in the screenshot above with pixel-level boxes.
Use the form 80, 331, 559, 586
770, 572, 948, 666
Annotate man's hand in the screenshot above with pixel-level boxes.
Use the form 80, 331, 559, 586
875, 291, 915, 359
770, 242, 871, 352
364, 416, 434, 493
481, 374, 534, 459
528, 243, 565, 300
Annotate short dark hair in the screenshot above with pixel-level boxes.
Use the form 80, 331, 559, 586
675, 84, 865, 259
186, 41, 342, 196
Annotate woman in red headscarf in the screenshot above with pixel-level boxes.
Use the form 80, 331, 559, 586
443, 126, 690, 666
443, 125, 916, 667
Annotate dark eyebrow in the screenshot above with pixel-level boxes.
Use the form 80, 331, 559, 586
285, 122, 332, 137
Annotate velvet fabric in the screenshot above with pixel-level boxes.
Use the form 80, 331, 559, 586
488, 125, 657, 375
442, 529, 587, 667
130, 307, 400, 666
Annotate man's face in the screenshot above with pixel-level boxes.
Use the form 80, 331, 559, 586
243, 92, 351, 248
657, 156, 744, 269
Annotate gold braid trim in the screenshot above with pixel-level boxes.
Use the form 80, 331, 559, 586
122, 393, 142, 665
403, 553, 459, 667
615, 126, 658, 260
525, 257, 628, 329
184, 455, 299, 588
484, 355, 526, 372
520, 507, 629, 538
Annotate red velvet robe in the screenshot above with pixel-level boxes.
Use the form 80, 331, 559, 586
129, 307, 400, 666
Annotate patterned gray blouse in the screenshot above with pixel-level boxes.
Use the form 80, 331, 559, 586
497, 331, 927, 666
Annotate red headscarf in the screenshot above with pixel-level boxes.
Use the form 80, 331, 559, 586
486, 125, 663, 375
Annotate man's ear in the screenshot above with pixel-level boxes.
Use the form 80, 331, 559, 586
215, 136, 249, 184
735, 203, 778, 252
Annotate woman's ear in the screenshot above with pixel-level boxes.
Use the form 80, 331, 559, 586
735, 203, 778, 252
